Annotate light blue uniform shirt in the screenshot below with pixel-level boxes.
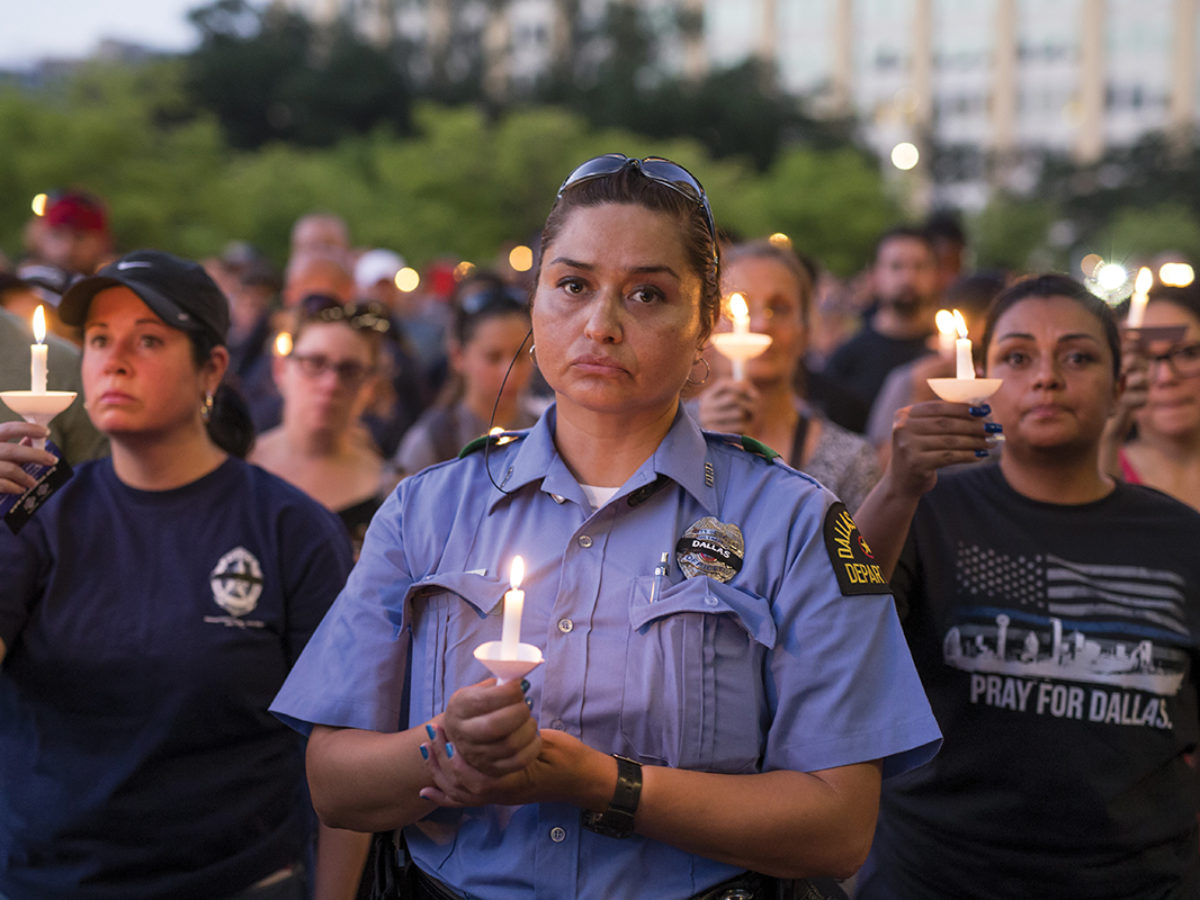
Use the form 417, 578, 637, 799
272, 406, 940, 900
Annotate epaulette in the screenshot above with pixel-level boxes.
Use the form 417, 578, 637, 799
735, 434, 781, 461
458, 431, 525, 459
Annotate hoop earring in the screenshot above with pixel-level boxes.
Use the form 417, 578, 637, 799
529, 344, 537, 367
201, 392, 214, 423
685, 357, 710, 387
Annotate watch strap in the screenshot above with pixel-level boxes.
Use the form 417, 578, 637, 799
581, 754, 642, 838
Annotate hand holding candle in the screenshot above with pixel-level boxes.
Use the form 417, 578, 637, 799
500, 555, 525, 659
31, 305, 48, 394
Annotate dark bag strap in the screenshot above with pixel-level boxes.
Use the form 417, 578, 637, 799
365, 829, 414, 900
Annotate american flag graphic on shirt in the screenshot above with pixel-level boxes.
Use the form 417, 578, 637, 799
942, 543, 1188, 696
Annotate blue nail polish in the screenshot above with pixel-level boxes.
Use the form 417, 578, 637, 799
984, 422, 1003, 434
969, 404, 991, 417
425, 724, 436, 741
525, 697, 533, 708
445, 742, 455, 759
419, 744, 429, 760
975, 449, 990, 458
520, 679, 531, 693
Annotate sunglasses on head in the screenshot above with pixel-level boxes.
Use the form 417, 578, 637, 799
456, 283, 529, 319
556, 153, 719, 264
299, 294, 392, 335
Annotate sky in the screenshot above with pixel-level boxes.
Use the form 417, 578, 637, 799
0, 0, 203, 68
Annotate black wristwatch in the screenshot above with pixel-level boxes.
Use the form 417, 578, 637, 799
581, 754, 642, 839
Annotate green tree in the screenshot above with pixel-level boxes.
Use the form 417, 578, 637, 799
184, 0, 413, 149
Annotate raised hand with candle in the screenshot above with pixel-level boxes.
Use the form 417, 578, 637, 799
279, 154, 940, 897
851, 274, 1200, 895
695, 240, 881, 511
0, 250, 369, 898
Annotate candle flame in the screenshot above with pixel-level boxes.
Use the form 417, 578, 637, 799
274, 331, 293, 357
952, 309, 969, 339
32, 305, 46, 344
1134, 266, 1153, 296
509, 555, 525, 590
934, 309, 956, 336
728, 292, 748, 321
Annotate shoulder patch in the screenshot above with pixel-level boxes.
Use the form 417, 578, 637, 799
458, 431, 525, 459
823, 502, 892, 596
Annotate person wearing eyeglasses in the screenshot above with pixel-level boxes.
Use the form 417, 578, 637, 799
1101, 283, 1200, 511
393, 270, 540, 476
270, 154, 941, 900
251, 294, 397, 553
0, 251, 367, 899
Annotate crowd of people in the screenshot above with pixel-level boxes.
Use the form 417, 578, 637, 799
1, 161, 1199, 900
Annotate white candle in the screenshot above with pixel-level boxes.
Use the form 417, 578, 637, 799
953, 310, 974, 380
31, 305, 48, 394
729, 293, 749, 380
935, 309, 957, 357
1127, 266, 1153, 328
500, 555, 525, 659
729, 292, 750, 336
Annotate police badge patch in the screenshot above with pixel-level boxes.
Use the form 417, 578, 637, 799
822, 502, 892, 596
676, 517, 744, 582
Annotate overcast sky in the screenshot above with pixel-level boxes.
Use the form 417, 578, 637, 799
1, 0, 203, 68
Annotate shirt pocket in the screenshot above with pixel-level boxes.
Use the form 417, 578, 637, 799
401, 572, 508, 726
620, 576, 776, 773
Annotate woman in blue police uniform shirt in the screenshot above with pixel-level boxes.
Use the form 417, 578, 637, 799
271, 155, 942, 899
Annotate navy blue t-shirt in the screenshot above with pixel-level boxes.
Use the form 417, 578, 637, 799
0, 457, 354, 900
858, 464, 1200, 899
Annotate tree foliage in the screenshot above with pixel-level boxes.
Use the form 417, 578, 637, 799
183, 0, 413, 148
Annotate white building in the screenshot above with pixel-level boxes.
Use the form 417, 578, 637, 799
277, 0, 1200, 209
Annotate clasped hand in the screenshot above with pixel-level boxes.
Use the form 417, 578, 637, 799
418, 678, 595, 810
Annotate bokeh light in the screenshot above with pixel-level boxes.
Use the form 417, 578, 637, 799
1079, 253, 1103, 278
1159, 262, 1195, 287
508, 244, 533, 273
394, 267, 420, 292
890, 142, 920, 170
31, 193, 47, 216
1094, 262, 1128, 293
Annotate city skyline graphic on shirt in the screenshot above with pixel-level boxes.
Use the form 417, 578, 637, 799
942, 543, 1188, 696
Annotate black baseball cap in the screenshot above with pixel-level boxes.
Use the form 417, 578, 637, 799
59, 249, 230, 345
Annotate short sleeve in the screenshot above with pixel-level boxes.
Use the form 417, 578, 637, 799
762, 497, 940, 779
270, 488, 414, 734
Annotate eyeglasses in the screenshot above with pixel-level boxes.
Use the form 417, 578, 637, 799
1148, 342, 1200, 379
288, 353, 374, 387
556, 154, 719, 264
299, 294, 392, 335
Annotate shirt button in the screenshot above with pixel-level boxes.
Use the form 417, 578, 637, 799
557, 617, 574, 633
705, 596, 719, 607
578, 535, 593, 548
551, 718, 565, 730
549, 826, 567, 843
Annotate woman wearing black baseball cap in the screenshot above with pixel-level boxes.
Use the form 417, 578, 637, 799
0, 250, 368, 898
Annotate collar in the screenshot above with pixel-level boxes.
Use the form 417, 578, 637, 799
487, 405, 719, 515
